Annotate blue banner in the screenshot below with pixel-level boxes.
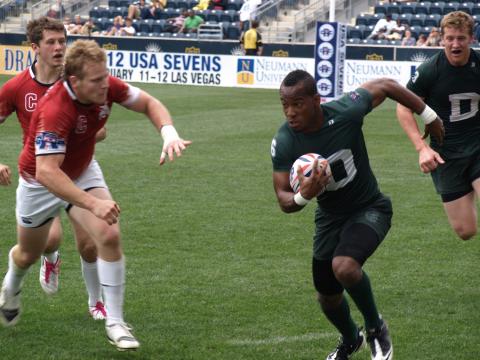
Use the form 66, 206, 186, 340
314, 22, 347, 101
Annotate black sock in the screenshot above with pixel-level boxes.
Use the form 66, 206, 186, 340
345, 271, 382, 330
323, 297, 358, 345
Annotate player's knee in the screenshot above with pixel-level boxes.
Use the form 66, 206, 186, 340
15, 249, 41, 268
332, 257, 362, 286
78, 242, 97, 262
96, 227, 121, 249
453, 224, 476, 240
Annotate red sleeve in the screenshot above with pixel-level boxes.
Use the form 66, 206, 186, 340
0, 77, 18, 123
108, 76, 131, 103
34, 99, 73, 155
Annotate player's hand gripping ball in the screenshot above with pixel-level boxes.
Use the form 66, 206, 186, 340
289, 153, 331, 193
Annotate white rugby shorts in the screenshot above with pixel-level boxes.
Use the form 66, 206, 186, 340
16, 159, 108, 228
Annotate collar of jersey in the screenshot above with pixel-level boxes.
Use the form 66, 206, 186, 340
63, 80, 77, 100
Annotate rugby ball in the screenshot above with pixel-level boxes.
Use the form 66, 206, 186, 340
289, 153, 331, 193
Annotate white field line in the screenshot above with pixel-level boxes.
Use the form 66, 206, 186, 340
227, 332, 336, 346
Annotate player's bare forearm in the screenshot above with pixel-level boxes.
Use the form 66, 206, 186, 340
95, 127, 107, 143
396, 103, 426, 152
273, 172, 304, 213
125, 90, 173, 130
362, 78, 425, 113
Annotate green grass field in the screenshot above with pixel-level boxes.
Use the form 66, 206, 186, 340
0, 76, 479, 359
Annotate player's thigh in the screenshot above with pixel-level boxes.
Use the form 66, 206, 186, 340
68, 187, 121, 242
335, 195, 393, 265
46, 216, 64, 244
17, 221, 53, 257
442, 192, 476, 228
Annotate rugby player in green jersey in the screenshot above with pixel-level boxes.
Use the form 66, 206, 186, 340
271, 70, 443, 360
397, 11, 480, 241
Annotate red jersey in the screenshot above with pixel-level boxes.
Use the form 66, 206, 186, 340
19, 75, 139, 181
0, 63, 55, 145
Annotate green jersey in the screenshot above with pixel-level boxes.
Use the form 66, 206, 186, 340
271, 88, 381, 214
407, 50, 480, 158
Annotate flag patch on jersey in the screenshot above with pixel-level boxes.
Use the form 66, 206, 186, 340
35, 131, 66, 155
348, 91, 361, 102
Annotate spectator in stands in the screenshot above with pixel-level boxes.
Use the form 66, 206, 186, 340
128, 0, 150, 20
80, 18, 101, 36
416, 33, 427, 46
208, 0, 228, 10
70, 15, 84, 34
367, 14, 396, 40
179, 10, 204, 33
46, 2, 65, 19
424, 27, 442, 46
239, 0, 261, 31
386, 18, 405, 40
240, 20, 263, 56
120, 17, 137, 36
193, 0, 210, 11
105, 15, 124, 36
63, 16, 76, 34
401, 29, 416, 46
165, 10, 187, 32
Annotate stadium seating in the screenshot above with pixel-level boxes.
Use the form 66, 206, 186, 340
397, 13, 412, 25
400, 2, 416, 15
139, 18, 154, 32
443, 2, 459, 14
429, 2, 445, 15
226, 22, 241, 39
414, 2, 431, 15
424, 13, 441, 26
347, 24, 365, 39
356, 13, 373, 26
457, 1, 474, 14
410, 13, 426, 26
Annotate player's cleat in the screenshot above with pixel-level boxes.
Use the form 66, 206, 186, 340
89, 301, 107, 320
0, 281, 21, 327
367, 319, 393, 360
326, 329, 365, 360
106, 322, 140, 351
39, 255, 61, 295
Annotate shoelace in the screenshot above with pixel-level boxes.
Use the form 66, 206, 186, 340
44, 259, 61, 284
92, 301, 107, 317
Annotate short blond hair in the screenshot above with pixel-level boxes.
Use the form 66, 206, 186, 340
64, 39, 106, 79
440, 11, 474, 36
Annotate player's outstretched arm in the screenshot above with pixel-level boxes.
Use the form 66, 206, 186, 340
122, 90, 192, 165
397, 103, 444, 173
36, 154, 120, 225
0, 163, 11, 186
361, 77, 444, 144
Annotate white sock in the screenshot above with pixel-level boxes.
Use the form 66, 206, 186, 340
97, 256, 125, 326
4, 247, 29, 294
43, 251, 59, 264
80, 257, 102, 307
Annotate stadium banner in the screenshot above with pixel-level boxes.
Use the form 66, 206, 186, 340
343, 59, 419, 91
0, 45, 35, 75
107, 51, 312, 88
314, 22, 347, 102
0, 46, 422, 91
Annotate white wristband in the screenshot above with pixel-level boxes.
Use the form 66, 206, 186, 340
160, 124, 180, 145
294, 192, 310, 206
419, 105, 437, 125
